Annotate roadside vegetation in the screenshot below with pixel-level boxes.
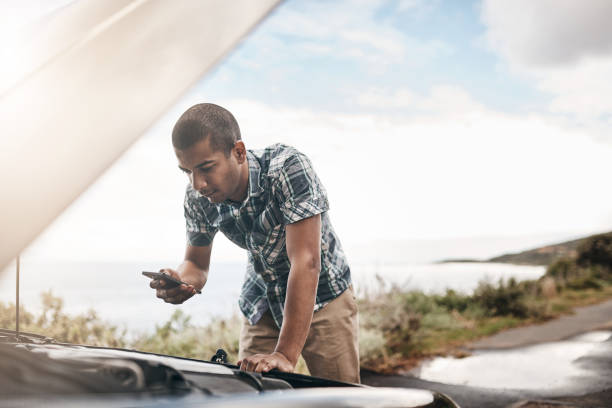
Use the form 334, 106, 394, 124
2, 232, 611, 374
359, 232, 612, 372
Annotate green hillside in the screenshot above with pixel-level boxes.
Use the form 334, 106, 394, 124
488, 231, 612, 265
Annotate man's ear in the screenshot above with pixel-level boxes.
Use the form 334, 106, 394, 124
233, 141, 247, 164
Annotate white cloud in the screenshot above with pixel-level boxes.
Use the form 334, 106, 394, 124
539, 58, 612, 119
357, 87, 416, 109
481, 0, 612, 67
248, 0, 452, 73
397, 0, 424, 12
416, 85, 485, 114
216, 96, 612, 243
481, 0, 612, 138
396, 0, 439, 16
356, 84, 485, 115
24, 92, 612, 263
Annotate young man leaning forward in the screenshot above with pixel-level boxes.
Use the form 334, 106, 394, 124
150, 103, 359, 383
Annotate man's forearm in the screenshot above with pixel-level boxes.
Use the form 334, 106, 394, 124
274, 261, 320, 365
177, 260, 208, 290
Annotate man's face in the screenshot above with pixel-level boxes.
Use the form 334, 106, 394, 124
175, 138, 244, 204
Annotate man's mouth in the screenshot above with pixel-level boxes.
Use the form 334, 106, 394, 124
201, 190, 215, 198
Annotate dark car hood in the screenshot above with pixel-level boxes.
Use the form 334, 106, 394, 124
0, 329, 459, 407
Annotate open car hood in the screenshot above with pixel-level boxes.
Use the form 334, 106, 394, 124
0, 0, 280, 271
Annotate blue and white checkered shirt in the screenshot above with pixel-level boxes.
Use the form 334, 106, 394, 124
184, 143, 352, 328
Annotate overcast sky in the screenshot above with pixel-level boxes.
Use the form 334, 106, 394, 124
10, 0, 612, 265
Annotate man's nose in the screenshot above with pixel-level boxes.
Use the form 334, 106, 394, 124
192, 173, 207, 191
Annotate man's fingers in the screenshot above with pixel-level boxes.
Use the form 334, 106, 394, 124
160, 268, 181, 280
164, 295, 186, 304
164, 287, 183, 297
255, 359, 275, 373
241, 356, 258, 372
241, 355, 277, 373
160, 287, 195, 304
150, 279, 163, 289
244, 358, 254, 372
239, 354, 293, 373
150, 269, 195, 305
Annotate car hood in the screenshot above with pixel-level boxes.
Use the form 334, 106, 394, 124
0, 0, 280, 271
0, 329, 459, 408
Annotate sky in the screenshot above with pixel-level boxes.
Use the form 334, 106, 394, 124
6, 0, 612, 266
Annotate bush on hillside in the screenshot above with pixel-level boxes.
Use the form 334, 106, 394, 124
577, 233, 612, 268
546, 233, 612, 291
547, 258, 580, 282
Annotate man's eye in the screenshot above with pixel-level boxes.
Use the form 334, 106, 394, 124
199, 166, 213, 173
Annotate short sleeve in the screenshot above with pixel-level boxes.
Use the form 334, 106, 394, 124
274, 152, 330, 224
184, 185, 218, 246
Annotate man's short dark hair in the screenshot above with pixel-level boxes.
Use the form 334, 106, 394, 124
172, 103, 241, 155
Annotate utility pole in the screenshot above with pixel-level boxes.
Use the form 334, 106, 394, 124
16, 255, 20, 335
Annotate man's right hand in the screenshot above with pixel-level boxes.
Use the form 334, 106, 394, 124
150, 268, 198, 304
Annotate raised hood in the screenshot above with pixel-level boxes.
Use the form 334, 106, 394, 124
0, 0, 281, 271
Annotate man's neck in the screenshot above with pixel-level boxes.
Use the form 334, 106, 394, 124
228, 156, 250, 203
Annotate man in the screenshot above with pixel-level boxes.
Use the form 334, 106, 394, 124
150, 103, 359, 383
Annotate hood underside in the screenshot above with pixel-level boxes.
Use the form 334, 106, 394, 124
0, 0, 280, 271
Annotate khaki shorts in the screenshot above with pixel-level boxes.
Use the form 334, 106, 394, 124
238, 286, 360, 383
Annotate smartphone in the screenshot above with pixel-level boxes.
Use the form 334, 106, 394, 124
142, 271, 201, 294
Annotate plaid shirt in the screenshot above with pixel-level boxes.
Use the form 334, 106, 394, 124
184, 143, 352, 328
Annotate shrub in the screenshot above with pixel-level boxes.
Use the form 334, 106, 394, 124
359, 328, 387, 367
131, 310, 242, 363
546, 258, 580, 282
0, 291, 127, 347
546, 247, 611, 292
433, 289, 471, 312
472, 278, 530, 318
577, 233, 612, 267
357, 281, 424, 365
566, 276, 604, 291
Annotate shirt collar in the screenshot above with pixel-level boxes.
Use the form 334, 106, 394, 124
246, 150, 264, 198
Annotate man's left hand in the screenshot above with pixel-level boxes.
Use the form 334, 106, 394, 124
237, 351, 295, 373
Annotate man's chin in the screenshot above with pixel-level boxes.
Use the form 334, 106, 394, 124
205, 193, 224, 204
